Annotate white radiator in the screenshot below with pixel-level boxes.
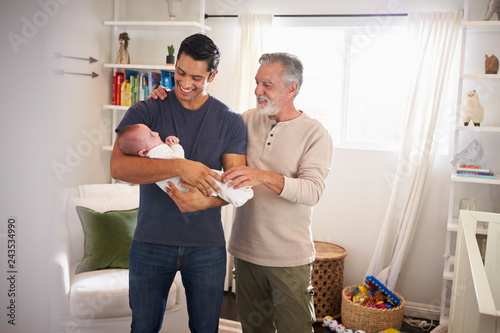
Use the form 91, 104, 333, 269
448, 210, 500, 333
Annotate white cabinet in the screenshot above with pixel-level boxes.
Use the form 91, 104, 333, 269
440, 0, 500, 323
102, 0, 211, 182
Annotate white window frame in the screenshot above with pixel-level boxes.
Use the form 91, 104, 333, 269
270, 17, 409, 152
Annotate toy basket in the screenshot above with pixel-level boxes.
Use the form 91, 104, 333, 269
341, 285, 405, 333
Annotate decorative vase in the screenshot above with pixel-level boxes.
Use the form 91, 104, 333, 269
459, 197, 476, 211
165, 0, 181, 20
166, 55, 175, 65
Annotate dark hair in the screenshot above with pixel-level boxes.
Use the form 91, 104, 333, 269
259, 52, 303, 98
116, 124, 141, 156
177, 33, 220, 75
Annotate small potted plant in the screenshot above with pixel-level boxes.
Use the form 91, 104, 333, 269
166, 45, 175, 65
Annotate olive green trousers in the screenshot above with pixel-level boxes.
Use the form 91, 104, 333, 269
234, 258, 315, 333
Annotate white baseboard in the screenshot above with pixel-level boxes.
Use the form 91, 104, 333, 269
403, 301, 441, 321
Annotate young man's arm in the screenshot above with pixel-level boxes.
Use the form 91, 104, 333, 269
110, 140, 222, 196
165, 153, 246, 212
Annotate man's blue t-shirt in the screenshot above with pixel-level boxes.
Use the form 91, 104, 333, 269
116, 91, 247, 247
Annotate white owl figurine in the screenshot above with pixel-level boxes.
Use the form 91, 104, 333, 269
461, 90, 484, 127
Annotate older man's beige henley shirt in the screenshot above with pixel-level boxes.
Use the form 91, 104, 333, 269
228, 108, 333, 267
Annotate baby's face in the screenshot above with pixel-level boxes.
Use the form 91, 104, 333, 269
136, 124, 164, 151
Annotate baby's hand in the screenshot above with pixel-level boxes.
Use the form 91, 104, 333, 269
165, 136, 179, 147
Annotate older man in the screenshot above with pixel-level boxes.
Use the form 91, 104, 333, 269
222, 53, 333, 333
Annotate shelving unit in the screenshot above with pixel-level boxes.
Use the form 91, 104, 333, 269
440, 0, 500, 323
102, 0, 211, 182
104, 20, 211, 31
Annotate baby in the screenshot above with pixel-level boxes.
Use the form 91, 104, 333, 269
116, 123, 253, 207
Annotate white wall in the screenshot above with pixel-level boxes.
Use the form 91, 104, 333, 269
48, 1, 114, 188
205, 0, 464, 317
0, 1, 113, 332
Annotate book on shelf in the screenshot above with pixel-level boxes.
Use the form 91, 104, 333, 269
113, 72, 124, 106
161, 70, 174, 90
149, 72, 162, 98
456, 173, 496, 179
457, 170, 495, 176
121, 80, 131, 106
112, 69, 174, 106
455, 164, 496, 179
457, 165, 490, 173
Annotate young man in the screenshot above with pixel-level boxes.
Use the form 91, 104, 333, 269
110, 33, 247, 333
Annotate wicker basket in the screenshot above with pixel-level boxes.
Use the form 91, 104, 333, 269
312, 242, 347, 321
341, 285, 405, 333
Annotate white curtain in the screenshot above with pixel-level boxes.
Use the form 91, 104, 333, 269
222, 13, 273, 292
221, 204, 236, 291
366, 11, 462, 290
233, 14, 273, 113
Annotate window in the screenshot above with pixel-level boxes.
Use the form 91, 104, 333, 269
269, 24, 409, 150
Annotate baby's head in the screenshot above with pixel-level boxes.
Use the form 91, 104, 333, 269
117, 124, 163, 156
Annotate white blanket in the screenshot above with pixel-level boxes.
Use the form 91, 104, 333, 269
147, 144, 253, 207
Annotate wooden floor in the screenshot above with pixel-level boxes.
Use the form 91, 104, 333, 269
220, 291, 438, 333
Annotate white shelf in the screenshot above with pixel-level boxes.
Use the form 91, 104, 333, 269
104, 20, 211, 31
463, 20, 500, 31
103, 105, 129, 110
461, 73, 500, 80
447, 220, 489, 235
103, 145, 113, 151
441, 9, 500, 323
104, 63, 175, 71
450, 174, 500, 185
455, 125, 500, 133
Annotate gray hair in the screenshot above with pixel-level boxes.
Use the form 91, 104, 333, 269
259, 52, 303, 98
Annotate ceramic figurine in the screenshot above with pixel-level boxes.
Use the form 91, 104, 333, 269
115, 32, 130, 64
165, 0, 182, 19
461, 90, 484, 127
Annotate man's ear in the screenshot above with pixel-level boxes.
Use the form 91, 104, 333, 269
288, 82, 298, 95
138, 149, 148, 157
208, 70, 219, 83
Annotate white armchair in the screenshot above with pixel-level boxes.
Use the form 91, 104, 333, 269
50, 184, 189, 333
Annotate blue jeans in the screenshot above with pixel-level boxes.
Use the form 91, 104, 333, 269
129, 240, 226, 333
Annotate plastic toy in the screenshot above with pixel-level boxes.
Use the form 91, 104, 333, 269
323, 316, 334, 327
360, 291, 384, 308
336, 323, 346, 333
328, 319, 339, 331
364, 275, 401, 306
353, 285, 369, 303
377, 329, 401, 333
345, 328, 353, 333
354, 331, 366, 333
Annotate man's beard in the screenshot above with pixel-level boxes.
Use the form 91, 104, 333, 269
256, 95, 280, 116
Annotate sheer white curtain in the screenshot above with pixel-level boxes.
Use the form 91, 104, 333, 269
233, 13, 273, 113
222, 13, 273, 291
366, 11, 461, 289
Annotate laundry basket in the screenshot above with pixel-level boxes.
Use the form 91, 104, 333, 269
341, 285, 405, 333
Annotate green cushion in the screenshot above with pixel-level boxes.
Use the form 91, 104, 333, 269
75, 206, 138, 274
